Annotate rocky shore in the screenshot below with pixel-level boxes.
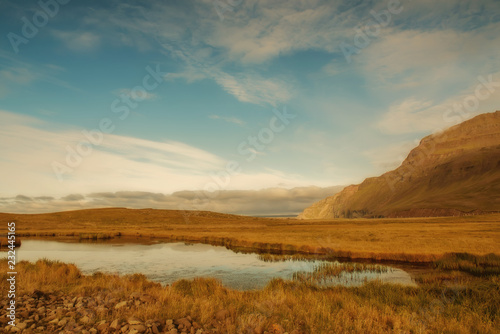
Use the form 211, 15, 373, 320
0, 290, 298, 334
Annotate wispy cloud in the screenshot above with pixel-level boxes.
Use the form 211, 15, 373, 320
0, 51, 80, 97
209, 114, 245, 125
114, 88, 157, 101
52, 30, 101, 52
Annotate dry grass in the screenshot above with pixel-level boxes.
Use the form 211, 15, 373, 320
1, 258, 499, 333
292, 263, 389, 284
1, 208, 499, 262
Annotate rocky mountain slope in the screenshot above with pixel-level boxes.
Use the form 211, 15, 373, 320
298, 111, 500, 219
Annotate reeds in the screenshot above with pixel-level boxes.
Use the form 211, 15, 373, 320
292, 262, 390, 285
434, 252, 500, 276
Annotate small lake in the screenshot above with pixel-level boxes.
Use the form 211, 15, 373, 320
3, 240, 416, 290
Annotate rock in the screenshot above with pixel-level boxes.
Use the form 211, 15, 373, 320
80, 316, 91, 324
128, 317, 143, 325
115, 301, 127, 309
167, 329, 178, 334
97, 322, 109, 331
110, 319, 121, 330
16, 322, 27, 330
175, 318, 192, 330
132, 324, 147, 333
166, 319, 174, 330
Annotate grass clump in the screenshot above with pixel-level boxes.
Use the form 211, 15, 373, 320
434, 252, 500, 276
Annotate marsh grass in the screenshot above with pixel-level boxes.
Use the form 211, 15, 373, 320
1, 256, 499, 333
292, 262, 390, 285
434, 252, 500, 276
257, 253, 328, 262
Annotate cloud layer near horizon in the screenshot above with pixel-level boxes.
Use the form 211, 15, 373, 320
0, 186, 344, 216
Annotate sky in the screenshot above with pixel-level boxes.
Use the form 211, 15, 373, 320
0, 0, 499, 215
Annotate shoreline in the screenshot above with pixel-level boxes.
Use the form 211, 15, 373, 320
2, 208, 499, 265
8, 234, 440, 266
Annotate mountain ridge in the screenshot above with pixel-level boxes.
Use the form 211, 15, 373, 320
298, 111, 500, 219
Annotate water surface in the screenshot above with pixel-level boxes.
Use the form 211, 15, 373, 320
3, 240, 415, 290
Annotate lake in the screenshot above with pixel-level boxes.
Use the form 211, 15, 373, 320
3, 239, 416, 290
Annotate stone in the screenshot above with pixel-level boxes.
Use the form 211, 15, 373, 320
97, 322, 109, 331
17, 322, 27, 330
128, 317, 143, 325
175, 317, 191, 330
80, 316, 91, 324
115, 301, 127, 309
132, 324, 147, 333
110, 319, 121, 330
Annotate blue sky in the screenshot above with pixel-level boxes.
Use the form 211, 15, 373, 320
0, 0, 499, 214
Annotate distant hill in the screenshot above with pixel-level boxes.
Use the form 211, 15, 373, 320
298, 111, 500, 219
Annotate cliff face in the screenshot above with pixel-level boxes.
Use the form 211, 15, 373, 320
298, 111, 500, 219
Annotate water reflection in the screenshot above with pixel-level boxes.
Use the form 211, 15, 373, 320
2, 240, 415, 290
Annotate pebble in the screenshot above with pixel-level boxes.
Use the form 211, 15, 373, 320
0, 290, 300, 334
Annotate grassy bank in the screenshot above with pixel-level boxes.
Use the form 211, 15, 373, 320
1, 256, 499, 333
1, 208, 499, 263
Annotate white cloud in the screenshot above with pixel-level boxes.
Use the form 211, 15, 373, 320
52, 30, 101, 52
0, 110, 321, 198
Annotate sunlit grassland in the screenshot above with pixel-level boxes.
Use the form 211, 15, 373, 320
1, 255, 499, 333
1, 208, 499, 262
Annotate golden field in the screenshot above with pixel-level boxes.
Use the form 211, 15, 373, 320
1, 208, 499, 262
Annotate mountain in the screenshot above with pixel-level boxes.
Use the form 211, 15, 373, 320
298, 111, 500, 219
